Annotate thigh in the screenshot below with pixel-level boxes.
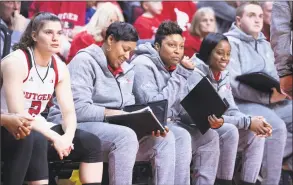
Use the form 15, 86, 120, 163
48, 124, 102, 163
238, 129, 260, 151
215, 123, 238, 139
272, 100, 292, 132
178, 122, 219, 151
77, 122, 138, 152
167, 122, 192, 141
236, 101, 286, 130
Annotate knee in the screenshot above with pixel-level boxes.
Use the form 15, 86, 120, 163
21, 133, 34, 142
15, 131, 35, 150
173, 127, 192, 148
155, 131, 176, 152
199, 129, 220, 153
207, 129, 220, 146
32, 131, 48, 150
85, 132, 102, 150
270, 119, 287, 141
220, 124, 239, 144
78, 131, 103, 162
249, 132, 265, 149
272, 120, 287, 133
119, 127, 139, 145
162, 130, 176, 145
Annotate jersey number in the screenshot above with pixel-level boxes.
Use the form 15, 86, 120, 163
28, 101, 41, 116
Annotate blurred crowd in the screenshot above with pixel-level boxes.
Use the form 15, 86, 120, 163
0, 1, 274, 61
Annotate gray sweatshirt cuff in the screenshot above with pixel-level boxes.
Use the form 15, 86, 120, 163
244, 116, 252, 130
176, 64, 194, 79
222, 115, 251, 130
278, 67, 293, 78
75, 105, 106, 123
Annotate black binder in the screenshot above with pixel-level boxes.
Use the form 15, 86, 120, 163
236, 72, 281, 93
123, 99, 168, 125
106, 107, 166, 140
180, 77, 229, 134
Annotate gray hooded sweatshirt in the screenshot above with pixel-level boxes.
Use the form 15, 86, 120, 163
224, 23, 279, 105
131, 42, 194, 120
189, 57, 251, 130
47, 44, 135, 123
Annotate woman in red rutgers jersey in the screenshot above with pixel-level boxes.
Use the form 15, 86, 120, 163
0, 12, 102, 185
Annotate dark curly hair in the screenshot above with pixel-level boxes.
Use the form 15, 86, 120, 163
154, 21, 183, 46
13, 12, 61, 51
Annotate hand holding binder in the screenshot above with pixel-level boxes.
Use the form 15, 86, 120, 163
208, 115, 224, 129
236, 72, 281, 93
104, 109, 126, 117
270, 88, 287, 103
105, 105, 166, 140
123, 99, 168, 125
152, 126, 169, 137
180, 77, 229, 134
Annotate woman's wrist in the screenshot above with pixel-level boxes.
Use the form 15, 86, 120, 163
0, 114, 13, 127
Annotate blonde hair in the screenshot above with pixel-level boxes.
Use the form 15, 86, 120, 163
73, 2, 124, 42
189, 7, 217, 38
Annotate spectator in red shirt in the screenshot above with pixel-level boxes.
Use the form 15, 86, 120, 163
157, 1, 197, 32
29, 1, 87, 39
67, 2, 124, 64
133, 2, 162, 40
184, 7, 217, 57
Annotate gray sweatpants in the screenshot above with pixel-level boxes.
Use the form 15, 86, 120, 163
215, 124, 265, 183
179, 123, 220, 185
235, 99, 292, 185
77, 121, 190, 185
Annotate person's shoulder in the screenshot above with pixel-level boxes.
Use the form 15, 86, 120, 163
132, 54, 156, 67
225, 35, 241, 45
133, 15, 152, 26
134, 15, 145, 21
184, 33, 201, 47
1, 49, 28, 77
75, 31, 95, 44
52, 54, 67, 72
260, 38, 271, 45
72, 44, 103, 63
1, 49, 26, 65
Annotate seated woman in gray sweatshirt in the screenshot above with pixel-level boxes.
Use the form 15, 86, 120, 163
191, 33, 269, 185
47, 22, 177, 185
131, 21, 224, 185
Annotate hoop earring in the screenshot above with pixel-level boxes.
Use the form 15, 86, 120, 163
106, 46, 111, 52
